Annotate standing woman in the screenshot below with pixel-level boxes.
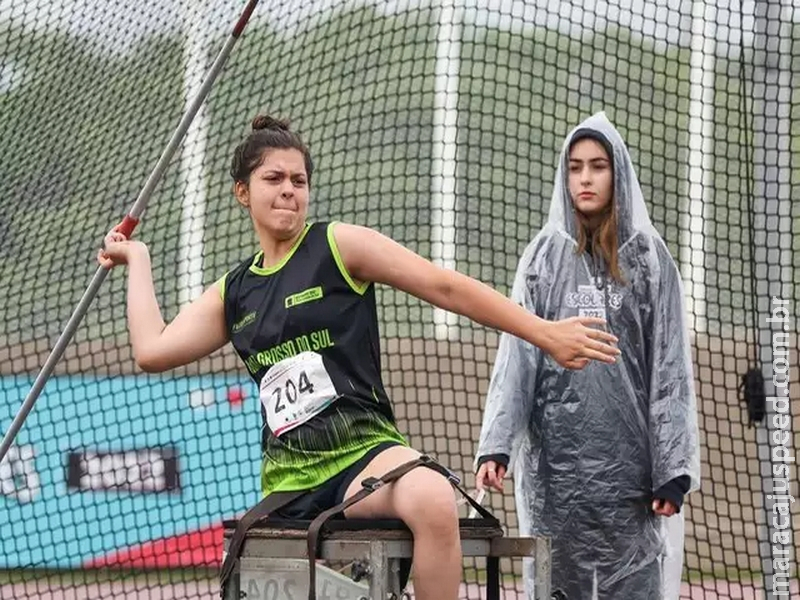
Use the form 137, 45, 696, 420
98, 115, 620, 600
475, 112, 700, 599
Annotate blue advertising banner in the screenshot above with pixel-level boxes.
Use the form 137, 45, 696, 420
0, 374, 261, 568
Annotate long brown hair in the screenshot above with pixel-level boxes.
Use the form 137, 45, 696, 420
575, 206, 624, 284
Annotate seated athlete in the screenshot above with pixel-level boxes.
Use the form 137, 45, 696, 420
98, 114, 620, 600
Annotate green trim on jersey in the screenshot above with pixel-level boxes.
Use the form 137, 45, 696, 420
327, 222, 370, 295
261, 410, 408, 495
216, 273, 228, 301
249, 222, 313, 275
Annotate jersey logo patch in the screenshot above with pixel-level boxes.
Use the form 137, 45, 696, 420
285, 286, 324, 309
232, 311, 257, 333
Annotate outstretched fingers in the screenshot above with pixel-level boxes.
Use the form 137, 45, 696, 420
547, 316, 621, 368
571, 337, 618, 364
564, 357, 590, 370
580, 345, 618, 364
574, 316, 617, 338
585, 327, 618, 346
576, 320, 619, 362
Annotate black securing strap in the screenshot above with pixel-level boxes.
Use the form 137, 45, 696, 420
305, 454, 497, 600
218, 454, 500, 600
219, 489, 308, 597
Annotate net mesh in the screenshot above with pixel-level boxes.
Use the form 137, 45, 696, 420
1, 0, 798, 598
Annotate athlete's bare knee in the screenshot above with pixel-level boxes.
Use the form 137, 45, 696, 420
394, 469, 459, 538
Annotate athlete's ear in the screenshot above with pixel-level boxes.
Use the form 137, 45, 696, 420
234, 181, 250, 208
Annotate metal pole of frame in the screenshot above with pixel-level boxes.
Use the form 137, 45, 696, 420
431, 0, 462, 341
751, 0, 796, 597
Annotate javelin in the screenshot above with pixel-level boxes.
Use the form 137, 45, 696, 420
0, 0, 261, 464
468, 488, 487, 519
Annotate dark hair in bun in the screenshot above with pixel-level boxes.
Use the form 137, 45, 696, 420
230, 114, 313, 185
251, 114, 290, 132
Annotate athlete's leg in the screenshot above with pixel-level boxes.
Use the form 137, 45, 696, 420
341, 445, 461, 600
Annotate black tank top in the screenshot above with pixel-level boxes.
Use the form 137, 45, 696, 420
219, 221, 406, 494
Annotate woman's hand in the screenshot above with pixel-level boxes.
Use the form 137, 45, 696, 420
476, 460, 507, 493
652, 498, 678, 517
544, 316, 619, 369
97, 230, 148, 269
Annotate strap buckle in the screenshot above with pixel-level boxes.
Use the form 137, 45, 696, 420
361, 476, 385, 492
419, 454, 461, 485
443, 469, 461, 486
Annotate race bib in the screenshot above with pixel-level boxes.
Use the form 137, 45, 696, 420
260, 351, 338, 437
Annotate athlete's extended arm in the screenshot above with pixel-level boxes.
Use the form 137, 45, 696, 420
98, 231, 228, 372
334, 222, 619, 369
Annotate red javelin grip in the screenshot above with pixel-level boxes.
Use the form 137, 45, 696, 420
114, 215, 140, 239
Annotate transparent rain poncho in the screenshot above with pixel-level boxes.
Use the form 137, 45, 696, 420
476, 113, 700, 599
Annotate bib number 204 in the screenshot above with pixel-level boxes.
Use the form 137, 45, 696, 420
271, 371, 315, 414
260, 351, 338, 436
